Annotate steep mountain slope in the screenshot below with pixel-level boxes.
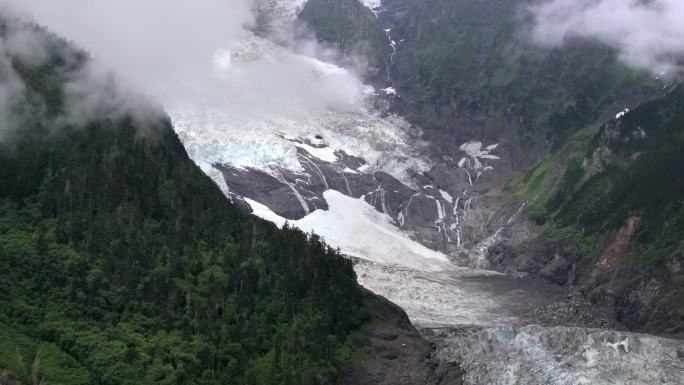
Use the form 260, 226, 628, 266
366, 0, 659, 148
493, 85, 684, 335
0, 16, 431, 385
288, 0, 683, 336
4, 3, 683, 384
297, 0, 391, 74
292, 0, 664, 262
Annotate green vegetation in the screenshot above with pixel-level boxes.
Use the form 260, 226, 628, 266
508, 155, 553, 200
392, 0, 658, 145
521, 86, 684, 268
0, 19, 368, 385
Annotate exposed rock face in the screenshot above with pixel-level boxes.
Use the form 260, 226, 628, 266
336, 294, 433, 385
488, 238, 684, 336
598, 216, 640, 268
336, 293, 464, 385
213, 132, 519, 264
297, 0, 391, 76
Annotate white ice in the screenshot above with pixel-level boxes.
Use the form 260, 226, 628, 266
246, 190, 451, 271
172, 31, 431, 185
439, 189, 454, 203
440, 326, 684, 385
616, 108, 630, 119
360, 0, 383, 10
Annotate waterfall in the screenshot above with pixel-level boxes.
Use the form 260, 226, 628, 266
275, 170, 309, 215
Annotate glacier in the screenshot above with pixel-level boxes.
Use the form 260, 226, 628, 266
246, 190, 450, 271
169, 2, 684, 384
171, 30, 432, 186
437, 326, 684, 385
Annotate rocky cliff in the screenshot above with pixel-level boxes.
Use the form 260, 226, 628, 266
290, 0, 684, 337
489, 86, 684, 336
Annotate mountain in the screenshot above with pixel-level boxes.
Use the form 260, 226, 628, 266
0, 16, 444, 385
272, 0, 684, 336
493, 85, 684, 334
3, 1, 684, 384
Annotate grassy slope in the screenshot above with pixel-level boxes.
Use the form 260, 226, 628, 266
514, 86, 684, 268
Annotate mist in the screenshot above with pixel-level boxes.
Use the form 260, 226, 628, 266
0, 13, 167, 143
0, 0, 372, 118
2, 0, 254, 97
529, 0, 684, 74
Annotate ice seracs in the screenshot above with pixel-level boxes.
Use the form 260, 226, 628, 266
439, 326, 683, 385
173, 30, 432, 186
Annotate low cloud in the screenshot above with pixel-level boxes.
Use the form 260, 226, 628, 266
0, 0, 375, 131
0, 43, 26, 141
1, 0, 255, 100
529, 0, 684, 74
0, 15, 165, 143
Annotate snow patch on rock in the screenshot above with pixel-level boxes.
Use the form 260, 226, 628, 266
382, 86, 397, 95
616, 108, 630, 119
360, 0, 383, 10
246, 190, 451, 271
439, 189, 453, 203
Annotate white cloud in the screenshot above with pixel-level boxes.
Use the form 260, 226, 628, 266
0, 0, 374, 119
529, 0, 684, 74
1, 0, 256, 99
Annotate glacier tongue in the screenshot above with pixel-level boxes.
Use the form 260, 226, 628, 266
354, 261, 514, 328
437, 325, 684, 385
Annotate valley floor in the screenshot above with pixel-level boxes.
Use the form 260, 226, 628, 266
237, 182, 683, 384
354, 259, 684, 385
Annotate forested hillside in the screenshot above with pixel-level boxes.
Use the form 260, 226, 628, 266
529, 86, 684, 266
0, 17, 368, 385
504, 85, 684, 334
